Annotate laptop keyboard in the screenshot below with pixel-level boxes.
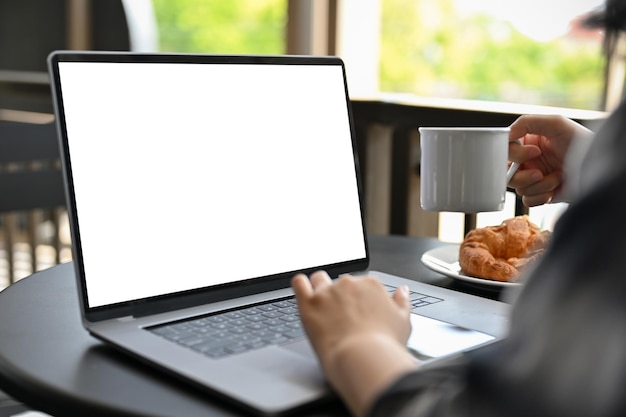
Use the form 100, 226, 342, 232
149, 285, 443, 359
382, 284, 444, 309
150, 298, 304, 359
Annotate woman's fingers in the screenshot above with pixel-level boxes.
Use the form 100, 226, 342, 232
291, 273, 314, 300
514, 171, 562, 206
309, 270, 333, 290
522, 193, 554, 207
508, 139, 542, 164
292, 271, 333, 304
392, 285, 411, 312
508, 167, 544, 189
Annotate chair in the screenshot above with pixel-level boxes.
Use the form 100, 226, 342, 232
0, 120, 68, 285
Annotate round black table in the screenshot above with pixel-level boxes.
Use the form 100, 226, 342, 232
0, 235, 496, 417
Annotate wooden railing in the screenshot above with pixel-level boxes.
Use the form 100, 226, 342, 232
0, 73, 69, 286
0, 116, 71, 286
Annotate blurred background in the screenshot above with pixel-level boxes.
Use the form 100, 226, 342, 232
0, 0, 617, 287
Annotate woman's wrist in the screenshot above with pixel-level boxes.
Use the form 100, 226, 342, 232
322, 332, 420, 417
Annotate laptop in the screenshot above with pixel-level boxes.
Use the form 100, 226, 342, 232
47, 51, 509, 416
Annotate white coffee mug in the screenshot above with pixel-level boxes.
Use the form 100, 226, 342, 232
419, 127, 517, 213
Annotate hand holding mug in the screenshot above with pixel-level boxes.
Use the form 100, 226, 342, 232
507, 115, 593, 206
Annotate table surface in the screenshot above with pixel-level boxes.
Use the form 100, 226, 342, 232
0, 235, 502, 417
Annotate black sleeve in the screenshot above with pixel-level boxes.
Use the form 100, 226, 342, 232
366, 353, 471, 417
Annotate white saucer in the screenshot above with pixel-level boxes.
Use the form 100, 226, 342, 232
421, 245, 520, 288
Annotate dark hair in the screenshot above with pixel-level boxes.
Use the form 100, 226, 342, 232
584, 0, 626, 32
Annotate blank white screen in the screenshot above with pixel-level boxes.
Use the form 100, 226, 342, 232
58, 60, 366, 308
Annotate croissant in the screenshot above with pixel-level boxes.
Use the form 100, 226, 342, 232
459, 215, 551, 282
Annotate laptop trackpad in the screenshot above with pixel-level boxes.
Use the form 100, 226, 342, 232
232, 342, 326, 391
281, 318, 494, 363
407, 314, 495, 360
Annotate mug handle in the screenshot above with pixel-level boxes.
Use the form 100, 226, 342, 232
506, 139, 522, 184
506, 162, 520, 184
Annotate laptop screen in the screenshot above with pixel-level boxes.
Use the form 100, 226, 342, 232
52, 55, 367, 309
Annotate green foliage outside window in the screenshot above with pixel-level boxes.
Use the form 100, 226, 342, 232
380, 0, 605, 110
152, 0, 285, 55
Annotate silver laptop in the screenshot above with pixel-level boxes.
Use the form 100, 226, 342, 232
48, 51, 509, 416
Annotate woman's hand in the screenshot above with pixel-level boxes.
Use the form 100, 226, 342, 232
508, 114, 592, 206
292, 271, 418, 417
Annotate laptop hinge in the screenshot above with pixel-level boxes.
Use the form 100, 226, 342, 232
116, 316, 136, 322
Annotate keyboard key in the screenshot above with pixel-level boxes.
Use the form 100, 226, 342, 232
256, 304, 278, 312
246, 323, 267, 331
240, 307, 263, 315
279, 315, 300, 323
261, 311, 283, 319
409, 292, 428, 301
278, 307, 299, 315
283, 329, 305, 339
205, 315, 227, 323
223, 311, 245, 319
272, 301, 292, 308
412, 301, 430, 308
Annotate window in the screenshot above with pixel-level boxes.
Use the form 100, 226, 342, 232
379, 0, 606, 110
